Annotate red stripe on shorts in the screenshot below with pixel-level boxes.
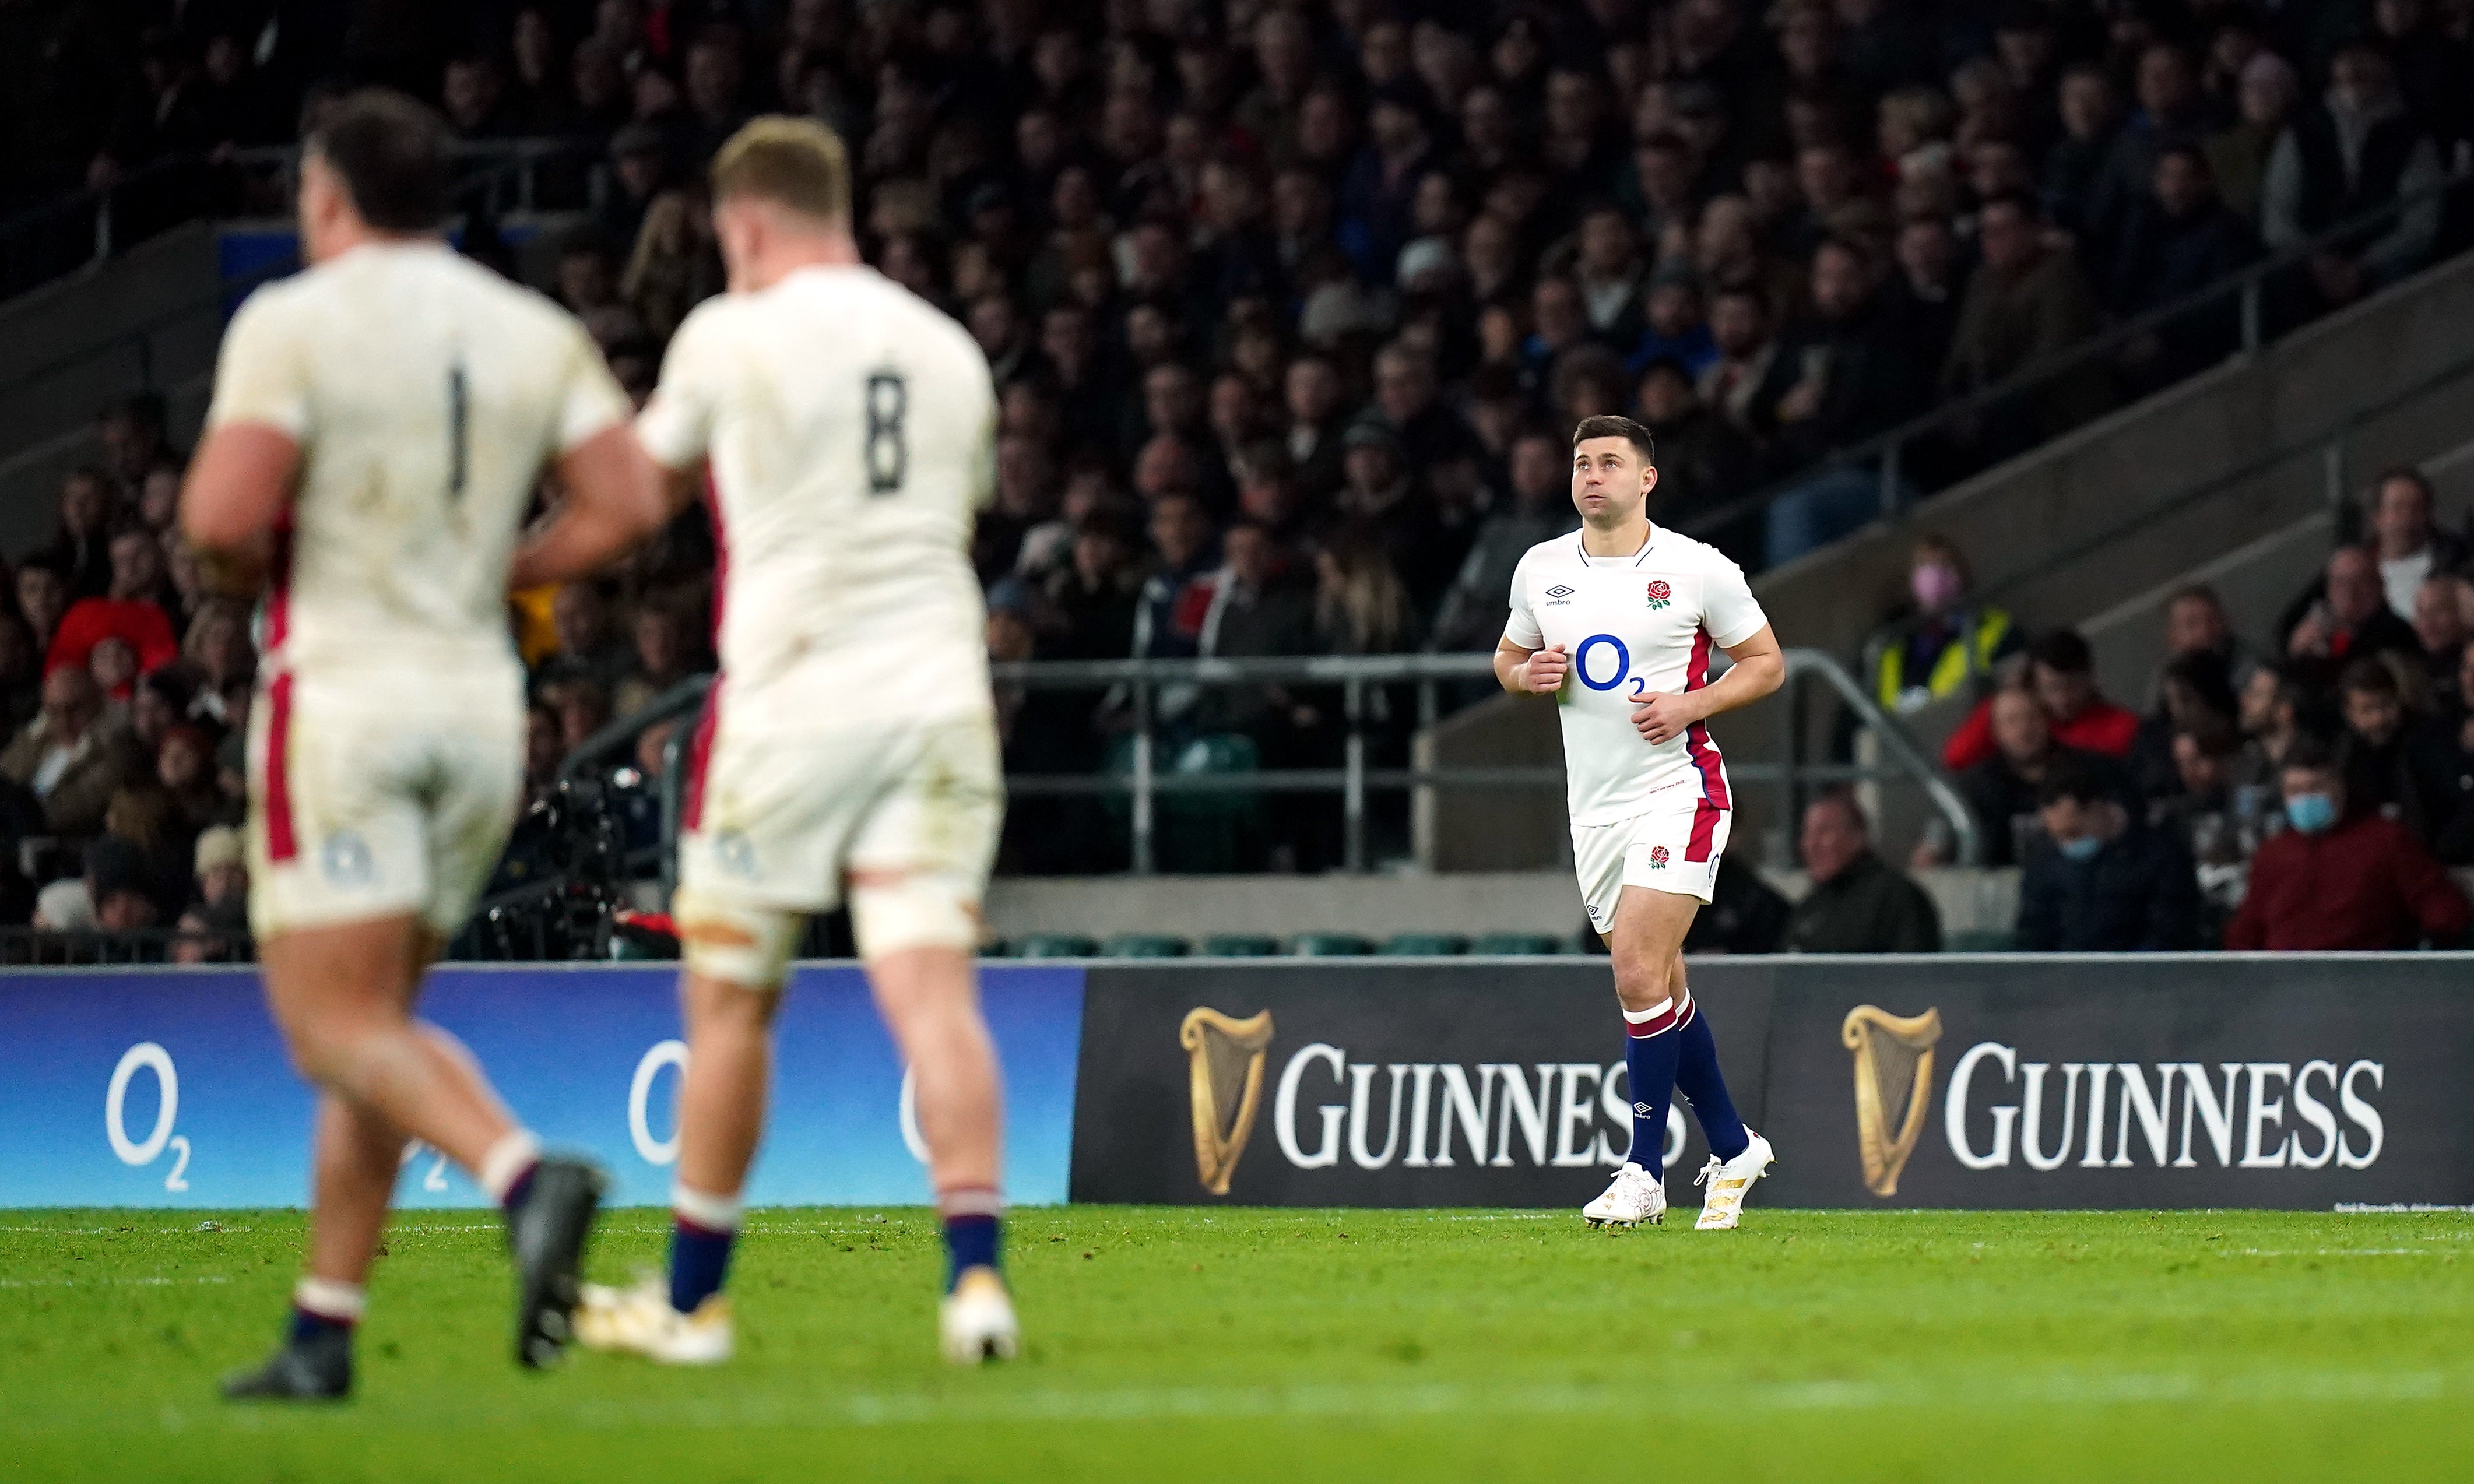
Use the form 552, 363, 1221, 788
682, 676, 723, 831
263, 671, 298, 863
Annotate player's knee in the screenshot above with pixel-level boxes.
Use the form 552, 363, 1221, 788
1609, 950, 1674, 1012
849, 873, 980, 959
674, 889, 799, 992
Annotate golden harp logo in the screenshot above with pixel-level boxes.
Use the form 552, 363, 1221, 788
1841, 1005, 1943, 1197
1180, 1007, 1275, 1195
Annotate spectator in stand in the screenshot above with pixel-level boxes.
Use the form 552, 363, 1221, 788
2014, 756, 2201, 951
612, 599, 704, 721
1950, 683, 2133, 868
179, 598, 255, 729
2108, 146, 2261, 386
36, 469, 117, 600
2373, 0, 2474, 154
2412, 576, 2471, 706
83, 835, 159, 936
1194, 519, 1319, 769
2409, 642, 2474, 863
0, 666, 144, 838
1763, 240, 1928, 565
1869, 532, 2020, 716
2260, 43, 2447, 311
1627, 265, 1718, 381
2283, 545, 2422, 685
2226, 739, 2471, 950
2204, 52, 2299, 225
1334, 420, 1457, 620
2362, 468, 2466, 620
1282, 356, 1350, 504
0, 609, 37, 728
1782, 793, 1941, 953
1886, 213, 1963, 377
15, 557, 71, 660
1941, 193, 2108, 456
1313, 525, 1417, 656
1944, 628, 2138, 772
192, 824, 246, 916
1134, 492, 1221, 669
1431, 428, 1576, 653
2146, 583, 2258, 711
2084, 43, 2222, 273
1633, 358, 1753, 529
47, 526, 180, 685
2335, 657, 2422, 829
1698, 286, 1792, 444
2131, 649, 2240, 799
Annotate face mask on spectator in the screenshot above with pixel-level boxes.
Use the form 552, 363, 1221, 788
2285, 792, 2337, 834
2057, 834, 2102, 862
1910, 562, 1963, 611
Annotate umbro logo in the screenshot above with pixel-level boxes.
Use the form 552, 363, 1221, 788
1633, 1102, 1654, 1116
1545, 584, 1575, 599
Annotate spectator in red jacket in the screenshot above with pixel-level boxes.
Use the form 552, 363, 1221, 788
2225, 739, 2471, 950
45, 525, 180, 690
1943, 629, 2141, 772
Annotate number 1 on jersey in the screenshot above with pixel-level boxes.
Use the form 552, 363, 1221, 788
866, 372, 906, 495
447, 363, 469, 501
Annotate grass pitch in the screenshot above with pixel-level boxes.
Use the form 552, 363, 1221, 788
2, 1207, 2469, 1482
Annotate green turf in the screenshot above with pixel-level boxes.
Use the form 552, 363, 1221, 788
2, 1206, 2469, 1482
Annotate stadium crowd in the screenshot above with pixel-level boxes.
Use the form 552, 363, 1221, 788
3, 1, 2473, 950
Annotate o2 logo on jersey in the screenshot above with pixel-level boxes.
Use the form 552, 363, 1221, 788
1574, 634, 1651, 701
1648, 845, 1670, 869
321, 832, 374, 888
1645, 579, 1672, 611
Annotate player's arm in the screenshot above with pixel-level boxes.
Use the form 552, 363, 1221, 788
179, 423, 301, 596
1495, 636, 1568, 695
1632, 625, 1786, 744
507, 428, 681, 590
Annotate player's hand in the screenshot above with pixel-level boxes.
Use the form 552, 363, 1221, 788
1632, 691, 1702, 745
1522, 646, 1568, 694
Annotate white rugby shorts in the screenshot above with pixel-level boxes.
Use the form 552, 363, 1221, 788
245, 669, 523, 940
1571, 782, 1732, 934
673, 695, 1003, 950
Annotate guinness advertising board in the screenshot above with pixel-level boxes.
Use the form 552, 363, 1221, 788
1070, 956, 2474, 1210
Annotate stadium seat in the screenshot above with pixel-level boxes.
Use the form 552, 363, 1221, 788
1943, 929, 2015, 952
1289, 932, 1375, 956
1470, 933, 1566, 956
1011, 933, 1099, 959
1379, 933, 1468, 956
1198, 934, 1281, 957
1101, 733, 1264, 872
1101, 933, 1189, 958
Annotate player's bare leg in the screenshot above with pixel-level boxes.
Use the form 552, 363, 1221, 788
865, 940, 1017, 1363
577, 908, 794, 1367
1584, 886, 1699, 1228
226, 919, 605, 1401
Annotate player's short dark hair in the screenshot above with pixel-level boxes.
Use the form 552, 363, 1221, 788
308, 88, 454, 232
2026, 628, 2093, 676
1570, 414, 1655, 466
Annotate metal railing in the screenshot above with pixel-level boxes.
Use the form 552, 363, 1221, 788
1677, 166, 2474, 551
537, 649, 1975, 890
0, 926, 254, 966
224, 138, 609, 221
0, 156, 215, 300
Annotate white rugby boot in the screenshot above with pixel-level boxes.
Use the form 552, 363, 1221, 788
573, 1275, 734, 1365
940, 1267, 1020, 1364
1582, 1162, 1668, 1228
1692, 1131, 1776, 1230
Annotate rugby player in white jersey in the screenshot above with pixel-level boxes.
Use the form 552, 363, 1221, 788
181, 90, 661, 1398
508, 118, 1017, 1365
1495, 414, 1785, 1230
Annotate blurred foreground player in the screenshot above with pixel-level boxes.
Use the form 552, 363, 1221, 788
512, 118, 1017, 1365
181, 90, 656, 1397
1494, 416, 1784, 1229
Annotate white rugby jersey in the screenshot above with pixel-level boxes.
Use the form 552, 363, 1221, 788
635, 264, 996, 734
204, 241, 630, 678
1503, 525, 1770, 827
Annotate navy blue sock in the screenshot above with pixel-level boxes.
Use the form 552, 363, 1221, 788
1622, 1013, 1682, 1169
669, 1218, 736, 1314
289, 1307, 353, 1346
943, 1214, 1001, 1292
1674, 1002, 1750, 1161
